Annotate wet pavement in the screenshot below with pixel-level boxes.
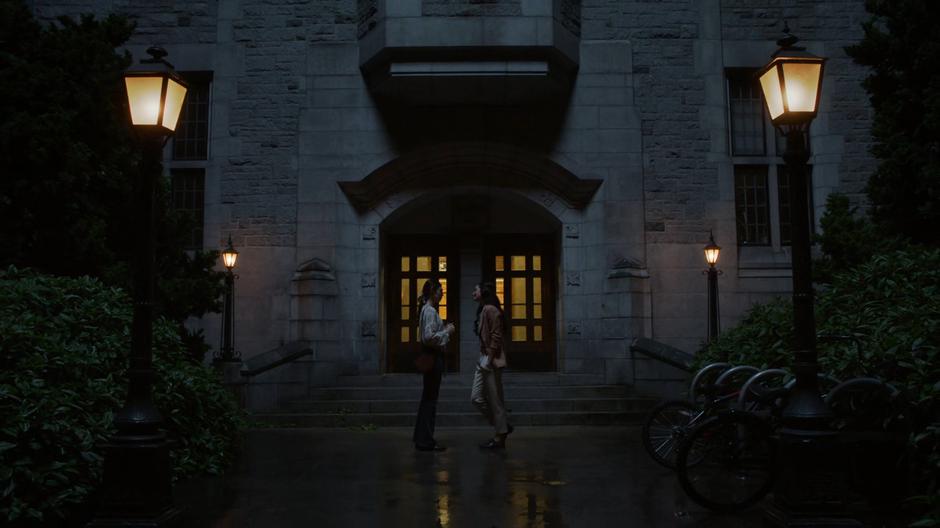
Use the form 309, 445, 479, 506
175, 426, 764, 527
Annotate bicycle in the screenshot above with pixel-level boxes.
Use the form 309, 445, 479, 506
672, 334, 899, 513
675, 408, 778, 512
642, 363, 761, 469
672, 367, 796, 512
673, 375, 842, 509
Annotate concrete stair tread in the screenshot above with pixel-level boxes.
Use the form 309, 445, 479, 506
328, 373, 608, 387
259, 409, 643, 415
250, 410, 649, 426
306, 385, 632, 399
309, 384, 631, 390
289, 396, 649, 402
258, 382, 657, 426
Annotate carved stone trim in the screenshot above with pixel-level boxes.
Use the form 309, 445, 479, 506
608, 257, 649, 279
293, 258, 336, 282
338, 142, 602, 212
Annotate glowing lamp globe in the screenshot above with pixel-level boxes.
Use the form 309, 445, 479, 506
124, 47, 188, 134
704, 232, 721, 267
221, 236, 239, 270
757, 33, 825, 128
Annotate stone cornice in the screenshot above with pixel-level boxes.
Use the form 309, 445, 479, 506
338, 142, 602, 212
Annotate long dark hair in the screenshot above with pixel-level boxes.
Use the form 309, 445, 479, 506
473, 281, 503, 336
419, 278, 442, 309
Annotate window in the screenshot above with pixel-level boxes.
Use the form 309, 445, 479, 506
170, 169, 205, 250
167, 72, 212, 251
486, 239, 556, 371
172, 72, 212, 161
727, 69, 812, 250
386, 238, 460, 373
728, 71, 765, 156
734, 165, 770, 245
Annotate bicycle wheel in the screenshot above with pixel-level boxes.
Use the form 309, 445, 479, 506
642, 400, 705, 469
676, 412, 776, 512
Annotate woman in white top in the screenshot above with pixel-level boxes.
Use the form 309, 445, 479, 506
413, 279, 455, 452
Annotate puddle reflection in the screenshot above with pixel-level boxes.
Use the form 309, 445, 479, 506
506, 468, 565, 527
436, 469, 452, 527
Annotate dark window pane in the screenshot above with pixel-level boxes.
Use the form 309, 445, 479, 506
172, 75, 211, 161
728, 71, 766, 156
734, 165, 770, 245
170, 168, 205, 250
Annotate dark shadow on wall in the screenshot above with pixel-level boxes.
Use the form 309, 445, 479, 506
365, 78, 576, 156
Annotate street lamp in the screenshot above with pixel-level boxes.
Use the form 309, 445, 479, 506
89, 47, 187, 527
703, 231, 721, 344
217, 236, 240, 362
757, 27, 852, 526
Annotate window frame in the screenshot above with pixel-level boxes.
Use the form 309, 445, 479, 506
166, 71, 213, 252
172, 71, 213, 162
169, 168, 206, 251
727, 68, 812, 253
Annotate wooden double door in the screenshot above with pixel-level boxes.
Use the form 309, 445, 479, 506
386, 235, 556, 373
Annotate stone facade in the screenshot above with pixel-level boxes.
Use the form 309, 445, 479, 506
30, 0, 875, 401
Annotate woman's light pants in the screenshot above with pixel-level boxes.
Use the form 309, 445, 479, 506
470, 364, 510, 435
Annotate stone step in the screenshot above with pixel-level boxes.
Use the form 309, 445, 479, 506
283, 397, 653, 414
251, 410, 650, 428
306, 385, 630, 401
328, 373, 606, 387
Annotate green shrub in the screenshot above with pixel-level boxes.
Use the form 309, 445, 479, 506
698, 248, 940, 524
0, 267, 245, 525
813, 193, 907, 283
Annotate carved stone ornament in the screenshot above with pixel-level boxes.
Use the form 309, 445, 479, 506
608, 257, 650, 279
294, 258, 336, 281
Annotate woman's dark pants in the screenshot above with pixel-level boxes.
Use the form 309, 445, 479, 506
413, 354, 443, 448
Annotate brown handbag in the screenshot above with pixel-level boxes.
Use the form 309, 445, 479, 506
414, 353, 435, 374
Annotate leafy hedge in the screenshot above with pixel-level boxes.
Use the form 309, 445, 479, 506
0, 268, 245, 525
698, 249, 940, 525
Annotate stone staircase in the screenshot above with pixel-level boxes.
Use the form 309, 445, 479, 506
251, 374, 659, 427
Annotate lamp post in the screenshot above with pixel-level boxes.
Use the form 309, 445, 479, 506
217, 236, 240, 362
757, 27, 855, 526
89, 47, 187, 527
703, 231, 721, 344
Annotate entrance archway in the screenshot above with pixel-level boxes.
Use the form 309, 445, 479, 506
381, 188, 562, 373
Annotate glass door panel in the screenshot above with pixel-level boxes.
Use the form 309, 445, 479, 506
484, 236, 555, 371
386, 238, 459, 373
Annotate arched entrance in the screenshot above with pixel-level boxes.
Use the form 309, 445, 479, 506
381, 188, 562, 373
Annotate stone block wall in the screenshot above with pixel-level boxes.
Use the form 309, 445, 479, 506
576, 0, 873, 353
719, 0, 875, 207
422, 0, 522, 17
28, 0, 876, 391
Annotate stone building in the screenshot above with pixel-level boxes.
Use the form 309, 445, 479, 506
31, 0, 875, 406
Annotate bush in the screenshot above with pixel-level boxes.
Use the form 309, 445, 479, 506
0, 268, 245, 525
697, 248, 940, 524
813, 193, 907, 283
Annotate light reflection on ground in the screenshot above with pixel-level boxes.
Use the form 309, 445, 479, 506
176, 426, 764, 527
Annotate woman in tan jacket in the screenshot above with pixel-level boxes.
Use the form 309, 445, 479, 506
470, 282, 513, 449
